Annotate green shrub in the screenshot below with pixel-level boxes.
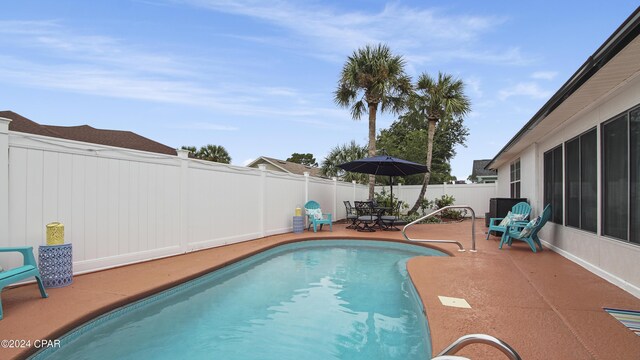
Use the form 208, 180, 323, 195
401, 212, 442, 224
433, 194, 466, 220
374, 188, 408, 212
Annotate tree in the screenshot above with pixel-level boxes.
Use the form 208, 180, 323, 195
181, 144, 232, 164
377, 113, 469, 185
198, 144, 231, 163
286, 153, 318, 167
320, 141, 368, 183
334, 43, 412, 199
407, 72, 471, 214
181, 145, 197, 154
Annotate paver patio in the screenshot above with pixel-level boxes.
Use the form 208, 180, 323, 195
1, 219, 639, 359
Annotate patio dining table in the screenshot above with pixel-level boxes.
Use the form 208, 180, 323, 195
373, 206, 392, 229
352, 202, 401, 232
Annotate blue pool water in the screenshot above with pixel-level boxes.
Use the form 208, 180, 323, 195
35, 240, 445, 360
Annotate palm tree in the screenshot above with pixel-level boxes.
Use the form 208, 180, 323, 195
181, 145, 198, 155
197, 144, 232, 164
334, 43, 412, 199
320, 141, 368, 183
408, 72, 471, 214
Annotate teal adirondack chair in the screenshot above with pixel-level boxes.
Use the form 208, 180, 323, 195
304, 201, 332, 232
0, 247, 48, 319
486, 202, 531, 240
500, 204, 552, 253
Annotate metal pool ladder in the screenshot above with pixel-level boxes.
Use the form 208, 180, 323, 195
433, 333, 522, 360
401, 205, 477, 252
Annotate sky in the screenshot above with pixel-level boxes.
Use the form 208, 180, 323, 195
2, 1, 638, 180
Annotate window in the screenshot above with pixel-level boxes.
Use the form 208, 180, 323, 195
510, 159, 521, 198
631, 108, 640, 244
544, 146, 563, 224
565, 128, 597, 232
602, 106, 639, 244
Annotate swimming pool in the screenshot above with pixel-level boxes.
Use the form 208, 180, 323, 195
34, 240, 446, 360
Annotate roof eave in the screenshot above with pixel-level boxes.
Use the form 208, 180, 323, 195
246, 156, 291, 173
486, 7, 640, 170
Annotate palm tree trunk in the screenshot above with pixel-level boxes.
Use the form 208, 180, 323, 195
368, 102, 378, 199
409, 118, 437, 214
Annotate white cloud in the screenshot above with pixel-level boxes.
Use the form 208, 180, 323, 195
531, 71, 558, 80
0, 20, 344, 122
0, 4, 538, 134
0, 21, 193, 77
498, 82, 552, 101
181, 0, 525, 66
262, 86, 299, 97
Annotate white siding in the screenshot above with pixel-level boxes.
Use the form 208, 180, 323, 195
497, 73, 640, 297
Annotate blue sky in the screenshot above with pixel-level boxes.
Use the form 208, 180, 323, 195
2, 1, 638, 180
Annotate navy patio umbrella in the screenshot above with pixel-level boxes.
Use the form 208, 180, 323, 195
338, 155, 429, 202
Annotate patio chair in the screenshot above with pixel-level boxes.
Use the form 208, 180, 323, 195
380, 201, 404, 231
354, 201, 378, 232
500, 204, 552, 253
304, 201, 333, 232
343, 201, 358, 229
486, 202, 531, 240
0, 246, 48, 320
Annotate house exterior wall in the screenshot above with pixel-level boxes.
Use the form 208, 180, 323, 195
521, 146, 540, 209
496, 164, 511, 198
497, 74, 640, 297
496, 146, 538, 209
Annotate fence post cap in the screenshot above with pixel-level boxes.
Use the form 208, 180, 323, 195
176, 149, 190, 159
0, 117, 11, 134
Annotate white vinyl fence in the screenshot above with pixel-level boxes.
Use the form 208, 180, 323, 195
0, 120, 369, 274
0, 118, 494, 275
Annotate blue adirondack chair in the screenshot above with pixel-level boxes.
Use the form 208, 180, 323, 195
0, 246, 48, 319
304, 201, 332, 232
500, 204, 552, 253
486, 202, 531, 240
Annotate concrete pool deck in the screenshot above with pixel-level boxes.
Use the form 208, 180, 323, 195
1, 219, 639, 359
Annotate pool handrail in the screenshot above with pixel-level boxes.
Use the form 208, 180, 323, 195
434, 333, 522, 360
401, 205, 476, 252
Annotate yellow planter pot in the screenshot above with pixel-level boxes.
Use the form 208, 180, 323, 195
46, 222, 65, 245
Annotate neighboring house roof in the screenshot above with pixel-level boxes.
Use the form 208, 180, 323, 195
247, 156, 323, 177
471, 159, 497, 178
0, 111, 62, 138
487, 7, 640, 170
0, 110, 177, 156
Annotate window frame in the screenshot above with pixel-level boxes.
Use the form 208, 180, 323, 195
564, 127, 597, 233
544, 145, 563, 224
600, 104, 640, 245
510, 158, 521, 198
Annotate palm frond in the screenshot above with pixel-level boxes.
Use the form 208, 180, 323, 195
335, 43, 412, 119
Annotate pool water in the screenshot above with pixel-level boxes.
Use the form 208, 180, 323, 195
35, 240, 445, 360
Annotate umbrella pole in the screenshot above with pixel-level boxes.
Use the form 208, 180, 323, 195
390, 176, 393, 207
